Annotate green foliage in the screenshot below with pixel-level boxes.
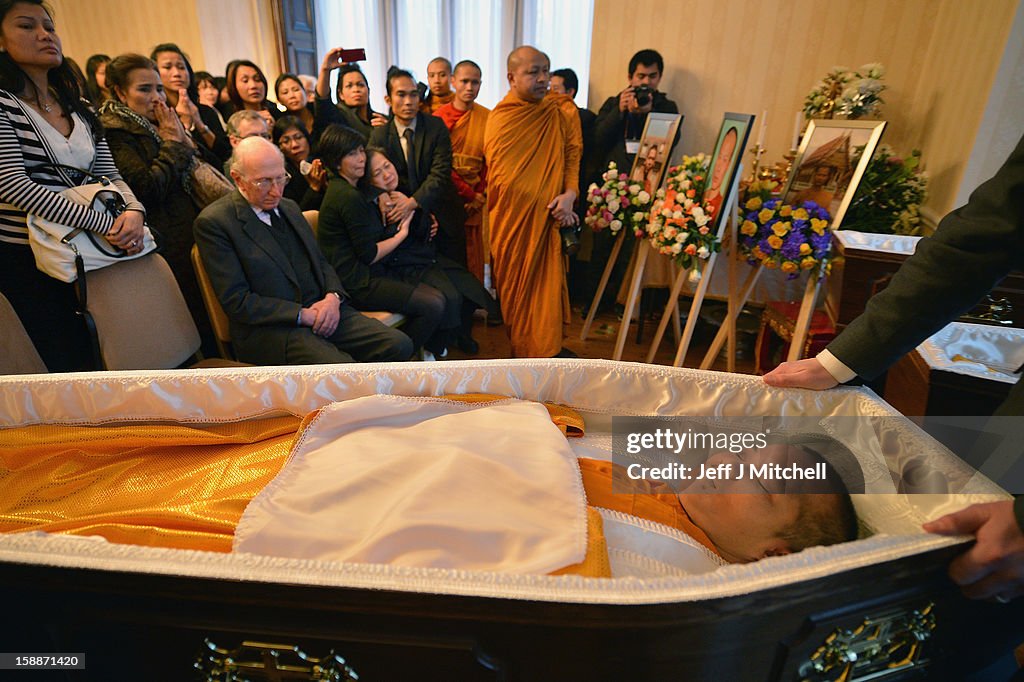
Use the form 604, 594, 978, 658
844, 146, 928, 235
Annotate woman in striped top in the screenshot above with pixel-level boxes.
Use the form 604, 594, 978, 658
0, 0, 145, 371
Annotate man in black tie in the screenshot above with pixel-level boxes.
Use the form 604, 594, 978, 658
369, 67, 466, 266
193, 137, 413, 365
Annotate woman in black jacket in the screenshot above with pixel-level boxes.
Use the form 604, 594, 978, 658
313, 49, 386, 141
100, 53, 215, 357
315, 125, 450, 356
272, 115, 325, 211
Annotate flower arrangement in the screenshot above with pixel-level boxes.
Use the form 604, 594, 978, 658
803, 63, 885, 120
739, 198, 833, 278
646, 154, 720, 269
584, 162, 653, 236
843, 145, 928, 235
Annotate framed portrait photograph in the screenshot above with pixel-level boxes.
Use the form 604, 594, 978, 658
781, 119, 887, 229
628, 112, 682, 196
702, 112, 755, 233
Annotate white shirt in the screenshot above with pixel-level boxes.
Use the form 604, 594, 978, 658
23, 109, 95, 170
816, 349, 857, 383
395, 117, 418, 161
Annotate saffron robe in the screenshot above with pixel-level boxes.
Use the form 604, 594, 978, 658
421, 90, 454, 115
484, 91, 582, 357
436, 102, 490, 281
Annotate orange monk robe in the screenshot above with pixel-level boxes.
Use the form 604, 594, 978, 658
484, 91, 582, 357
436, 101, 490, 281
576, 458, 720, 556
421, 90, 455, 114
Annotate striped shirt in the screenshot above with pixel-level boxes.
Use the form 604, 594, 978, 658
0, 89, 144, 246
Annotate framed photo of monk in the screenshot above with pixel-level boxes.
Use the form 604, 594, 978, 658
628, 112, 682, 196
701, 112, 755, 233
781, 119, 887, 229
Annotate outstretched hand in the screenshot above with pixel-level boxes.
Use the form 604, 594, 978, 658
923, 500, 1024, 602
762, 358, 839, 390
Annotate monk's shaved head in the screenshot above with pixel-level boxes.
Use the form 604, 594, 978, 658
429, 56, 452, 72
506, 45, 550, 103
507, 45, 548, 73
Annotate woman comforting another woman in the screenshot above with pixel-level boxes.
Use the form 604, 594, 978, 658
316, 125, 492, 357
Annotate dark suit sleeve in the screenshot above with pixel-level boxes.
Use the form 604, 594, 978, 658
314, 96, 351, 138
827, 134, 1024, 379
412, 119, 453, 214
193, 199, 304, 327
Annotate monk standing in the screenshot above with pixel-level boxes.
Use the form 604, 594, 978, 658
485, 46, 582, 358
435, 60, 489, 283
421, 57, 454, 114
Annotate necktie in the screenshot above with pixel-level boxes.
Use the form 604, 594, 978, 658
269, 209, 285, 231
403, 127, 419, 188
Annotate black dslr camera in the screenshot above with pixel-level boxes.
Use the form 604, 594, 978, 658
633, 84, 653, 107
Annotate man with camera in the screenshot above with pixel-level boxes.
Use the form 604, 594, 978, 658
582, 49, 679, 313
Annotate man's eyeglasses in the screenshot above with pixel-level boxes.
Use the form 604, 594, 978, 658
241, 132, 272, 140
244, 173, 292, 191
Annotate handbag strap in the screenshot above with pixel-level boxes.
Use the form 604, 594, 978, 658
72, 253, 103, 370
29, 162, 112, 187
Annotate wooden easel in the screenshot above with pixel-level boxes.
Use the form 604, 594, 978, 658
579, 229, 629, 341
643, 168, 742, 368
694, 244, 828, 371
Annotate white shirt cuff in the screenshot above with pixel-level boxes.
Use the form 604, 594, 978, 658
816, 349, 857, 384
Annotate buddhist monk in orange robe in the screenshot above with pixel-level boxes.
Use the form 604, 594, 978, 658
421, 56, 455, 114
485, 46, 582, 358
436, 60, 489, 282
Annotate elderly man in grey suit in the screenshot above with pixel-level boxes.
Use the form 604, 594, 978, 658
193, 137, 413, 365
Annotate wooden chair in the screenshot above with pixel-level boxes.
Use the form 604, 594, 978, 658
79, 253, 245, 370
0, 291, 47, 374
191, 244, 237, 361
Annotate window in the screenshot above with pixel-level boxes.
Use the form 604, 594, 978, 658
316, 0, 593, 111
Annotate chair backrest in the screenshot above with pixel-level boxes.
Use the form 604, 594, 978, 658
302, 210, 319, 236
82, 253, 201, 370
0, 291, 47, 374
191, 244, 235, 360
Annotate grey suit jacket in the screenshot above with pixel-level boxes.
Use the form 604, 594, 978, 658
193, 190, 346, 364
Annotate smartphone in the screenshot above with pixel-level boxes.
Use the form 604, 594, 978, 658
339, 48, 366, 63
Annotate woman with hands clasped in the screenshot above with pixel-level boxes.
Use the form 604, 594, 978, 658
99, 53, 216, 357
150, 43, 230, 165
0, 0, 146, 371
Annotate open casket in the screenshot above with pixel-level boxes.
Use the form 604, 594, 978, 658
0, 359, 1021, 681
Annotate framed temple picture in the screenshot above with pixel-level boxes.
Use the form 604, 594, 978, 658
781, 119, 887, 229
702, 112, 755, 233
628, 112, 682, 196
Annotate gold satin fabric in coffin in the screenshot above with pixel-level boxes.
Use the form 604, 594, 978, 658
0, 416, 302, 552
0, 397, 585, 557
484, 90, 581, 358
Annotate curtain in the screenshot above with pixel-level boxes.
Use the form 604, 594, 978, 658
316, 0, 593, 111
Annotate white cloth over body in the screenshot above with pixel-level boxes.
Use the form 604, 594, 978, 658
235, 395, 588, 574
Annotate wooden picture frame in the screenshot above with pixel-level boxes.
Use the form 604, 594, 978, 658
627, 112, 682, 196
702, 112, 755, 234
781, 119, 887, 229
